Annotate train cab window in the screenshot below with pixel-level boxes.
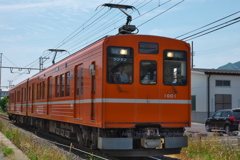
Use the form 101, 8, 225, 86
163, 50, 187, 86
140, 60, 157, 85
107, 46, 133, 84
139, 42, 158, 54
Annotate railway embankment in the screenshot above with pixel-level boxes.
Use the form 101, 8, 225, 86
0, 131, 29, 160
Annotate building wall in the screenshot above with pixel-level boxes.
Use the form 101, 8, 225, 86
191, 71, 240, 123
210, 75, 240, 111
191, 71, 208, 123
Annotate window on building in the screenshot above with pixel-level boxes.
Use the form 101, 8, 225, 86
216, 80, 230, 87
215, 94, 232, 111
191, 95, 196, 111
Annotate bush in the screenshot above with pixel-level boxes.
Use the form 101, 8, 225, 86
0, 96, 8, 112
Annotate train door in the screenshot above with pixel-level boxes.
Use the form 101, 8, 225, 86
74, 64, 84, 120
136, 42, 160, 122
47, 77, 52, 115
89, 62, 96, 121
137, 58, 160, 122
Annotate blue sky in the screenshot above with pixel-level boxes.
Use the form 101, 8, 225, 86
0, 0, 240, 89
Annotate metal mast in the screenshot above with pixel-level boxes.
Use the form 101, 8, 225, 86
0, 53, 2, 91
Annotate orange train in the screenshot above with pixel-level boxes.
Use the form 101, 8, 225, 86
8, 34, 191, 156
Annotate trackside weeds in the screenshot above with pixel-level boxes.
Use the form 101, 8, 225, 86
1, 118, 240, 159
177, 135, 240, 160
0, 120, 74, 160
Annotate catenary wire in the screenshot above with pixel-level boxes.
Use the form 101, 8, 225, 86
175, 10, 240, 39
182, 17, 240, 41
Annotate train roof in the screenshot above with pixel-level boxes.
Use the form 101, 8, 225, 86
9, 34, 187, 91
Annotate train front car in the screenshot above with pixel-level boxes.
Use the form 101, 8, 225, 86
100, 34, 191, 156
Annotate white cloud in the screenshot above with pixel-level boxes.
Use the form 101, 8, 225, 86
0, 25, 14, 30
0, 0, 106, 12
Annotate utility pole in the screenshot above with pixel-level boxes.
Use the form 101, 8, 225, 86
0, 53, 2, 97
8, 80, 13, 89
191, 41, 194, 68
39, 56, 49, 72
0, 53, 2, 91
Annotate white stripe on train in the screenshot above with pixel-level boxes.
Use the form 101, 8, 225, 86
9, 98, 191, 107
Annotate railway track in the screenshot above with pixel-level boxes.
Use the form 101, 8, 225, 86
0, 114, 181, 160
0, 113, 117, 160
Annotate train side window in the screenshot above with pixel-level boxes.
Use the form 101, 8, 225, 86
48, 77, 52, 99
21, 88, 23, 102
140, 60, 157, 85
42, 81, 45, 99
107, 46, 133, 84
139, 42, 158, 54
56, 76, 60, 97
32, 84, 35, 100
163, 50, 187, 86
24, 88, 26, 102
60, 74, 65, 97
66, 72, 70, 96
36, 84, 39, 100
76, 65, 84, 96
29, 87, 31, 101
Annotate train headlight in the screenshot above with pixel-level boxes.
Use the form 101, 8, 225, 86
120, 49, 128, 55
167, 52, 174, 58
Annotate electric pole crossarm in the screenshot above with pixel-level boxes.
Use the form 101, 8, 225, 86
1, 66, 41, 74
1, 66, 40, 70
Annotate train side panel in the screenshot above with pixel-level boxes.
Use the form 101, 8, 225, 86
9, 39, 105, 128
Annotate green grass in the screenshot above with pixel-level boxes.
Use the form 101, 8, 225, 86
2, 146, 14, 157
177, 135, 240, 160
0, 120, 71, 160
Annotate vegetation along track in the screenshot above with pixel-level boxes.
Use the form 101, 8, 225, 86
0, 114, 119, 160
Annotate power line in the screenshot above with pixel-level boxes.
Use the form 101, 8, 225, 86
3, 0, 187, 85
137, 0, 185, 28
175, 10, 240, 39
182, 17, 240, 41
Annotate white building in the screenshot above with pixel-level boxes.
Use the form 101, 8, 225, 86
191, 68, 240, 123
0, 90, 8, 98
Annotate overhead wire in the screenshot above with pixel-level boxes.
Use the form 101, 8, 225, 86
64, 0, 146, 52
181, 17, 240, 41
175, 10, 240, 39
5, 0, 187, 85
68, 0, 177, 53
53, 0, 128, 50
137, 0, 185, 27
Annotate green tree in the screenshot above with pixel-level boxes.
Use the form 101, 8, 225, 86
0, 96, 8, 112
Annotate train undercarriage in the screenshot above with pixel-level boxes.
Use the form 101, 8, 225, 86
8, 114, 187, 157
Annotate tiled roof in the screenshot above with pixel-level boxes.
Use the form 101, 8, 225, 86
192, 68, 240, 75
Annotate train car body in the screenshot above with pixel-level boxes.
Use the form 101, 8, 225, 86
8, 34, 191, 156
